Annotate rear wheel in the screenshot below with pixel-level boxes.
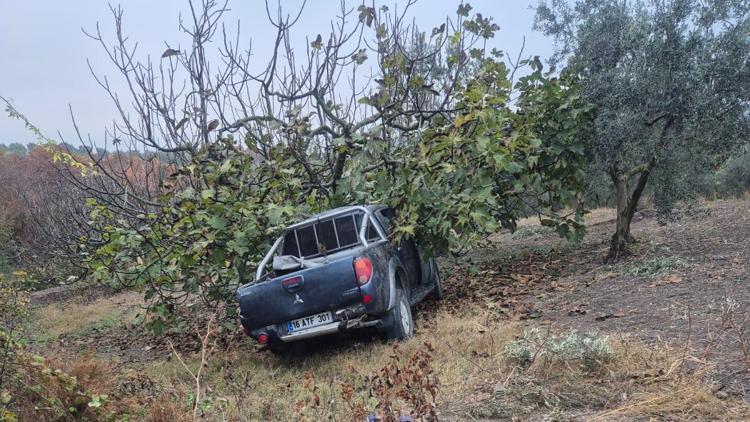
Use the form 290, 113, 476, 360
383, 288, 413, 340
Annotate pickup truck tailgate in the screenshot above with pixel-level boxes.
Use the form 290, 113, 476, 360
237, 256, 361, 329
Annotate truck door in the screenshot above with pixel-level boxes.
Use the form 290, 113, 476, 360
376, 208, 422, 293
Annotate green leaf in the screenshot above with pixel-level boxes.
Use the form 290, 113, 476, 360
88, 394, 108, 408
207, 216, 228, 230
457, 3, 472, 17
353, 49, 368, 65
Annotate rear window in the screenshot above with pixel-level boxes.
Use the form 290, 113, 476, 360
281, 212, 375, 259
335, 215, 358, 247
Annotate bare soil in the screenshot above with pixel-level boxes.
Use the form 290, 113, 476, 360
438, 199, 750, 398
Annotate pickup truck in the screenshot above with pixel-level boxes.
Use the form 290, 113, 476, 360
236, 205, 443, 351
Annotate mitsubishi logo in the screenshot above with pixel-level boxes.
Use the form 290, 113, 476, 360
293, 293, 304, 305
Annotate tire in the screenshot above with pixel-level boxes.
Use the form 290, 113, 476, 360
431, 260, 444, 301
383, 288, 414, 341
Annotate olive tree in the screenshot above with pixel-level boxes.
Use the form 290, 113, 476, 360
535, 0, 750, 260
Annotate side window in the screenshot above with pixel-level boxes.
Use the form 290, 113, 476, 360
366, 222, 380, 241
375, 208, 395, 237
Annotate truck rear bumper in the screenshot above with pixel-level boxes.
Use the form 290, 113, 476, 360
280, 321, 341, 342
279, 317, 383, 342
248, 303, 383, 343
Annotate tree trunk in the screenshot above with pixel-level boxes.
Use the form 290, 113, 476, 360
606, 156, 653, 262
608, 176, 634, 262
606, 116, 673, 262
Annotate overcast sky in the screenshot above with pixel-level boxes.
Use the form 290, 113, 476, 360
0, 0, 551, 146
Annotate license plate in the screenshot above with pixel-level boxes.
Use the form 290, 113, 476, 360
287, 311, 333, 333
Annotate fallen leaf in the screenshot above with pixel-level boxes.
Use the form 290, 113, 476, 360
649, 274, 682, 288
567, 307, 587, 316
595, 312, 625, 322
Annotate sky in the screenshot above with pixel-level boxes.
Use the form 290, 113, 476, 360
0, 0, 552, 146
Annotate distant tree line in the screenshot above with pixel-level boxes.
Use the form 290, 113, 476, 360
0, 141, 177, 161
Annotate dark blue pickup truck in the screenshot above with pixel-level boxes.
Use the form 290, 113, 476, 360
236, 205, 443, 351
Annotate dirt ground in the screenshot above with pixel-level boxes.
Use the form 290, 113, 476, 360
25, 199, 750, 419
438, 199, 750, 398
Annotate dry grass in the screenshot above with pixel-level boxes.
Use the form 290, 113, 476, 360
30, 291, 142, 341
17, 288, 750, 420
143, 307, 519, 421
462, 332, 749, 421
4, 352, 144, 421
137, 309, 749, 421
588, 341, 749, 421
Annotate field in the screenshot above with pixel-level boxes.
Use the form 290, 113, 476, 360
24, 200, 750, 420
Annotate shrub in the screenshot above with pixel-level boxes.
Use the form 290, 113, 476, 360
0, 223, 15, 275
708, 151, 750, 198
503, 328, 543, 366
0, 273, 127, 421
295, 342, 439, 421
503, 328, 614, 372
548, 332, 615, 372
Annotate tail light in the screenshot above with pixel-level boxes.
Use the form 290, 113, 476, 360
354, 257, 373, 286
257, 333, 269, 344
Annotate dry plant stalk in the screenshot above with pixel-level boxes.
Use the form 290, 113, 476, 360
167, 312, 215, 420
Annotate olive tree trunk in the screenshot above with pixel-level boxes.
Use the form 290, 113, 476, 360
607, 116, 674, 262
607, 168, 650, 261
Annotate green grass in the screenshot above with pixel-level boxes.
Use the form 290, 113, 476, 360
511, 225, 556, 240
28, 291, 142, 343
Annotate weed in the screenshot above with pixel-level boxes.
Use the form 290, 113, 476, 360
488, 334, 748, 421
294, 342, 439, 421
511, 225, 555, 240
549, 332, 615, 372
503, 328, 542, 366
145, 394, 190, 422
624, 256, 686, 277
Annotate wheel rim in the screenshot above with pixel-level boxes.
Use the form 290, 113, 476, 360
399, 297, 411, 333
